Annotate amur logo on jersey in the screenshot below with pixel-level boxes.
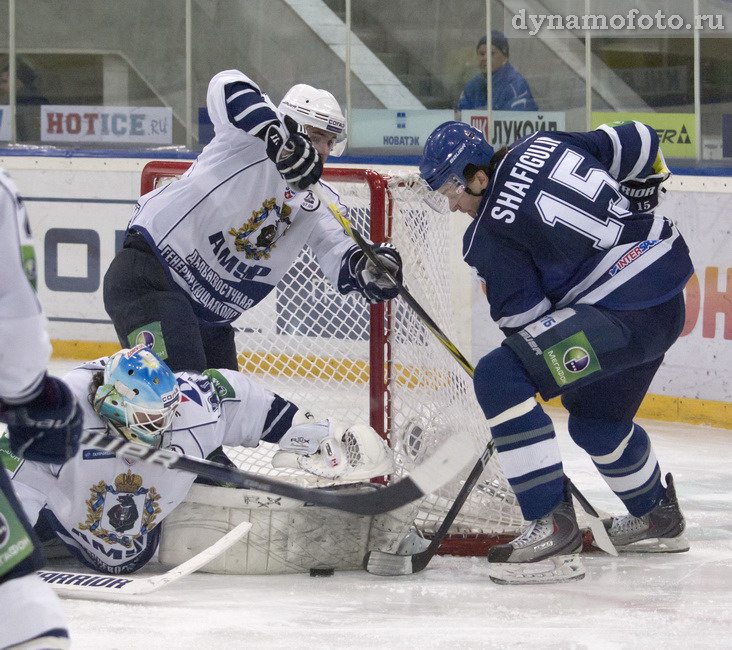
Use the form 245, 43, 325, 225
229, 197, 293, 260
79, 470, 161, 548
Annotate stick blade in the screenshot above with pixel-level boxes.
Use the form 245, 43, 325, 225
568, 480, 618, 557
363, 550, 414, 576
584, 515, 618, 557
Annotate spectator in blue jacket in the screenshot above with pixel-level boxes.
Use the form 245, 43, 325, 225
457, 31, 537, 112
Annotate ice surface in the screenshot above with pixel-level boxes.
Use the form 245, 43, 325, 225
44, 359, 732, 649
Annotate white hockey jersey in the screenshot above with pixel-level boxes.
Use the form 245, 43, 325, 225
128, 69, 356, 324
0, 168, 51, 402
11, 358, 278, 574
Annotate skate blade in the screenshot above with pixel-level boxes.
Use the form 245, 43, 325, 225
616, 534, 690, 554
364, 550, 413, 576
489, 554, 586, 585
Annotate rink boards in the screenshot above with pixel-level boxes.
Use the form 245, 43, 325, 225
0, 155, 729, 428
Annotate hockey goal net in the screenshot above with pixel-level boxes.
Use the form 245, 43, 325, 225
140, 161, 524, 555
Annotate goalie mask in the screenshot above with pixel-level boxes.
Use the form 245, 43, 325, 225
279, 84, 347, 156
93, 345, 181, 448
419, 121, 495, 212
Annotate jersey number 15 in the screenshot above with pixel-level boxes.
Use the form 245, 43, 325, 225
535, 149, 628, 250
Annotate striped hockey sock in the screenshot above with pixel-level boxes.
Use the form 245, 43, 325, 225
590, 423, 664, 516
489, 398, 564, 521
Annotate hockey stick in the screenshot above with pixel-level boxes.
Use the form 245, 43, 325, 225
365, 442, 495, 576
79, 430, 474, 517
310, 184, 617, 572
310, 184, 474, 377
37, 519, 252, 599
364, 448, 616, 576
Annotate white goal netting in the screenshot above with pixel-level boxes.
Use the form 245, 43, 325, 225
141, 163, 524, 552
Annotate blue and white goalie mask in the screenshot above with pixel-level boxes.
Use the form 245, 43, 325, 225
419, 121, 495, 213
93, 345, 181, 447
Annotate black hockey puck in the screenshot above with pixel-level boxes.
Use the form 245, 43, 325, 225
309, 568, 335, 577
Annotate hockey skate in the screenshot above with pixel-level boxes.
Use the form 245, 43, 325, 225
487, 478, 585, 585
604, 473, 689, 553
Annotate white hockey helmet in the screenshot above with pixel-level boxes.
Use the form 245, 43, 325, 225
279, 84, 347, 156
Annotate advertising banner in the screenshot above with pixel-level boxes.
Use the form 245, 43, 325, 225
592, 111, 696, 158
350, 109, 452, 152
462, 110, 566, 149
41, 106, 173, 144
0, 159, 726, 413
350, 109, 566, 152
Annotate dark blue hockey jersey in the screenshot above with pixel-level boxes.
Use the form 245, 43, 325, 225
463, 121, 694, 332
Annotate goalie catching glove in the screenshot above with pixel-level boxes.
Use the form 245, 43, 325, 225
264, 115, 323, 190
341, 244, 403, 304
273, 416, 394, 481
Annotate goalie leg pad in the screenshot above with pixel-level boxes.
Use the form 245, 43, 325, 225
368, 502, 424, 555
159, 483, 374, 574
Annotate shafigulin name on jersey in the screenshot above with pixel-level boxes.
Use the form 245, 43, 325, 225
228, 197, 293, 260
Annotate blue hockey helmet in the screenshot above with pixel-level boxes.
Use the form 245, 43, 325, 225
93, 345, 181, 447
420, 121, 495, 190
419, 121, 495, 212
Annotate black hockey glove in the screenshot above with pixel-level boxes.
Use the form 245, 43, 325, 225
618, 171, 669, 214
349, 244, 403, 304
264, 116, 323, 191
2, 375, 83, 464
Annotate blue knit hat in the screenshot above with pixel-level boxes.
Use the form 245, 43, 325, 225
478, 30, 509, 58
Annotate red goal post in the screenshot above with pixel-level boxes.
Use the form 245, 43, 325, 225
140, 161, 525, 556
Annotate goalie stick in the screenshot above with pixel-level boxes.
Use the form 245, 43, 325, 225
79, 430, 474, 517
310, 184, 617, 573
37, 520, 253, 599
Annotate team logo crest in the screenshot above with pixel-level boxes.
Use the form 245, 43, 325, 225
79, 470, 161, 547
228, 198, 292, 260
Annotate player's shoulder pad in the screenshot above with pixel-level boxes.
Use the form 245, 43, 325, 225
209, 69, 260, 92
595, 120, 660, 181
202, 368, 237, 402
